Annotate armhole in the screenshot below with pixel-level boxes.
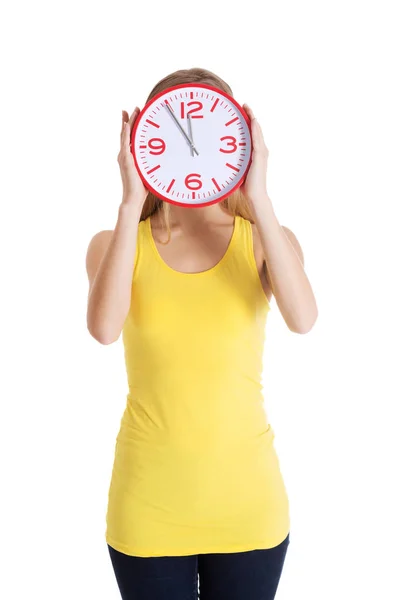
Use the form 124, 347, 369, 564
245, 219, 271, 311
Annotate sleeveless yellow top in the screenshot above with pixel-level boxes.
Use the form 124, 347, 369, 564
105, 214, 290, 557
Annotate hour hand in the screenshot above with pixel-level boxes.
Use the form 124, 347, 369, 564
187, 114, 194, 157
164, 103, 199, 156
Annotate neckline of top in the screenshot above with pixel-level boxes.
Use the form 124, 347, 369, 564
145, 214, 239, 277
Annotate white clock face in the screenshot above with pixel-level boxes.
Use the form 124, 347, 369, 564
131, 83, 252, 207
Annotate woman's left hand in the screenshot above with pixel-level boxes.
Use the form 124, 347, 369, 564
241, 104, 270, 209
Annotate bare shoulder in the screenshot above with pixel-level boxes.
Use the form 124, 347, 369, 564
281, 225, 304, 265
251, 223, 304, 265
86, 229, 114, 287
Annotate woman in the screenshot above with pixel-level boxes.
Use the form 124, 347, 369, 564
86, 68, 318, 600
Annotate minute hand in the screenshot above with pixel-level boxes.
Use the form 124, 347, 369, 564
164, 103, 199, 156
187, 114, 194, 157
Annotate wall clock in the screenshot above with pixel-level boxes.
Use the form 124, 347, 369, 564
131, 83, 252, 208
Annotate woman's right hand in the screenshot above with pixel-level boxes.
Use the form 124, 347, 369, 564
118, 108, 148, 207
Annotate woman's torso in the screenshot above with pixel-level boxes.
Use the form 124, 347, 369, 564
105, 212, 290, 557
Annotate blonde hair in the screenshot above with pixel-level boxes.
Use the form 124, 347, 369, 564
138, 68, 256, 241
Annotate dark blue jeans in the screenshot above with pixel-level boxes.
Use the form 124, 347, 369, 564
107, 533, 290, 599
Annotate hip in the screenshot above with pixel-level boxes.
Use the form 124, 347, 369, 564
107, 428, 289, 519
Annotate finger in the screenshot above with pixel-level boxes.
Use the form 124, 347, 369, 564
121, 108, 138, 151
121, 110, 129, 143
243, 104, 260, 153
242, 104, 266, 151
123, 107, 140, 150
242, 104, 250, 121
252, 119, 269, 156
251, 120, 263, 153
255, 119, 267, 147
243, 103, 256, 121
252, 116, 267, 148
122, 120, 131, 152
128, 106, 140, 129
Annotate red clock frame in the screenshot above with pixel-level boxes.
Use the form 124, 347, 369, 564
130, 82, 253, 208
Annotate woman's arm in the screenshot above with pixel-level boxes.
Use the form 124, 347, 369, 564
85, 107, 148, 344
242, 103, 318, 334
254, 201, 317, 334
86, 202, 142, 344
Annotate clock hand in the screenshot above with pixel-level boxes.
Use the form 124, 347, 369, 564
164, 103, 199, 156
187, 113, 194, 157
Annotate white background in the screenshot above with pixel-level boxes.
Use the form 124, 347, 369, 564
1, 1, 399, 598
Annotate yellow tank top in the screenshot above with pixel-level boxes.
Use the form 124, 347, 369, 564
105, 213, 290, 557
